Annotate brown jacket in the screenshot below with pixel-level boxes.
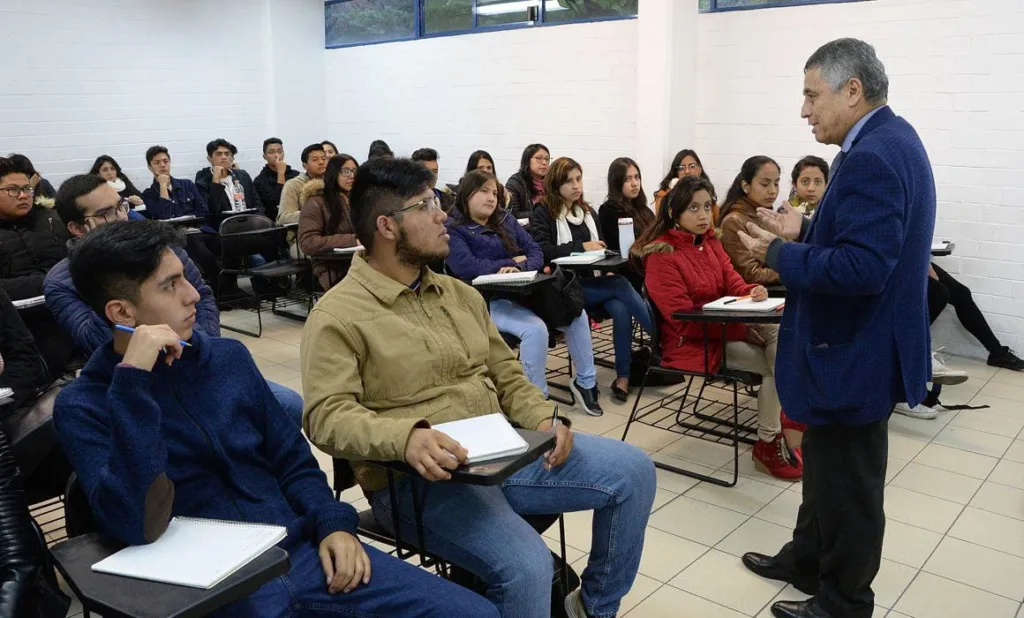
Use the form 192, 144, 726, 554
300, 255, 553, 493
718, 197, 781, 286
298, 180, 358, 291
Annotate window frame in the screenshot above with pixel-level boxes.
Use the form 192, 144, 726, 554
700, 0, 870, 13
325, 0, 638, 50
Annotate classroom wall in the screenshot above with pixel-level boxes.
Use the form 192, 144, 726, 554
323, 20, 638, 198
694, 0, 1024, 357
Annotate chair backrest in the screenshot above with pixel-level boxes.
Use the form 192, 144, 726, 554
219, 213, 274, 236
640, 287, 664, 358
220, 226, 288, 262
63, 473, 96, 538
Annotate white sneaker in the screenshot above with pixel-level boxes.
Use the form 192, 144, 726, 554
931, 349, 969, 385
894, 402, 939, 420
564, 588, 588, 618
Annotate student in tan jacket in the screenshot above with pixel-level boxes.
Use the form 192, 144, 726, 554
301, 157, 656, 618
717, 155, 783, 286
298, 154, 359, 290
277, 144, 329, 255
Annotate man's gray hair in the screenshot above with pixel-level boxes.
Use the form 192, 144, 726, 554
805, 38, 889, 104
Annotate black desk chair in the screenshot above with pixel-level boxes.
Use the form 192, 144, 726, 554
218, 215, 312, 338
620, 289, 763, 487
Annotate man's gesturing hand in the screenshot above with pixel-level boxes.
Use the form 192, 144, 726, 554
757, 205, 805, 241
404, 428, 469, 481
736, 222, 777, 264
319, 531, 371, 594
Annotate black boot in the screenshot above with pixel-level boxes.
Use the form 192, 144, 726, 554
988, 346, 1024, 372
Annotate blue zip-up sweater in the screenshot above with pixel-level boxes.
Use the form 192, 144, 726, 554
53, 330, 357, 547
445, 210, 544, 281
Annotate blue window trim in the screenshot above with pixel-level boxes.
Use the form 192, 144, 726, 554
325, 0, 637, 50
701, 0, 870, 13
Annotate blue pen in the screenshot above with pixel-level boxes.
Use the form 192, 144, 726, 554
114, 324, 192, 348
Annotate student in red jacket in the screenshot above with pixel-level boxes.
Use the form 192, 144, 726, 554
635, 176, 801, 481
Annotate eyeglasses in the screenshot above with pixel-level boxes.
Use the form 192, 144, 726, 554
84, 199, 130, 223
340, 168, 356, 178
532, 155, 551, 164
677, 163, 701, 172
2, 185, 34, 198
392, 196, 442, 216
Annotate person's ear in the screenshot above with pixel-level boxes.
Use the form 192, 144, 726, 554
741, 181, 750, 195
67, 221, 86, 238
846, 77, 863, 106
375, 214, 399, 242
105, 299, 138, 328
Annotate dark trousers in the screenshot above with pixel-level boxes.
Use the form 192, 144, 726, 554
779, 419, 888, 618
928, 262, 1002, 354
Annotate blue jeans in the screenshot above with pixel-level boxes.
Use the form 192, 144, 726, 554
369, 433, 656, 618
213, 539, 498, 617
488, 299, 597, 397
267, 380, 303, 426
581, 275, 653, 378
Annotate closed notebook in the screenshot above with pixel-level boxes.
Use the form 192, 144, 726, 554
552, 251, 605, 265
703, 296, 786, 312
472, 271, 538, 286
91, 517, 286, 589
433, 413, 530, 464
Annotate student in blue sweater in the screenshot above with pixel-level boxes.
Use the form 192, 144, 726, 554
52, 220, 496, 618
446, 170, 602, 416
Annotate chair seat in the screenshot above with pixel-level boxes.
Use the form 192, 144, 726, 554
357, 509, 398, 546
251, 259, 309, 279
648, 363, 762, 387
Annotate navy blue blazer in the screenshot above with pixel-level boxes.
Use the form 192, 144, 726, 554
766, 106, 936, 425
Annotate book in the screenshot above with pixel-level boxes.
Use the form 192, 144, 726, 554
703, 296, 786, 312
472, 271, 539, 287
553, 253, 603, 265
91, 517, 287, 589
333, 245, 365, 254
433, 413, 530, 464
12, 295, 45, 310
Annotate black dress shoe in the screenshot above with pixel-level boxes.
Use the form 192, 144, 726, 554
610, 381, 628, 403
771, 599, 833, 618
742, 552, 818, 595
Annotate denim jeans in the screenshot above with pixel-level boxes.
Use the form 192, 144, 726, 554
580, 275, 654, 378
488, 299, 597, 397
267, 380, 303, 426
212, 539, 498, 617
369, 433, 656, 618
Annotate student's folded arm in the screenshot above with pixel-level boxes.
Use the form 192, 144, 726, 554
54, 368, 174, 546
301, 311, 429, 463
205, 183, 231, 215
529, 208, 578, 262
43, 267, 110, 356
298, 203, 357, 256
719, 218, 781, 286
176, 250, 220, 337
0, 273, 45, 303
0, 289, 47, 394
188, 183, 210, 217
516, 224, 545, 271
772, 153, 905, 297
276, 183, 302, 226
715, 243, 759, 297
246, 353, 358, 543
446, 231, 515, 280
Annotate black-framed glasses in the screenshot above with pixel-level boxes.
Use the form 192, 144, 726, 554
2, 185, 34, 198
84, 199, 130, 223
391, 195, 441, 216
532, 155, 551, 164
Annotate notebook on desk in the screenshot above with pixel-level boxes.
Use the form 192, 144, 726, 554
433, 413, 530, 464
91, 517, 286, 589
472, 271, 539, 286
703, 296, 786, 312
553, 251, 605, 265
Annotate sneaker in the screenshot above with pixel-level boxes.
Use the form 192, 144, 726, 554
931, 349, 969, 385
988, 346, 1024, 372
752, 434, 803, 481
563, 588, 589, 618
894, 402, 939, 420
569, 379, 603, 417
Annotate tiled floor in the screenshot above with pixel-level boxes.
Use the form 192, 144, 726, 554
61, 311, 1024, 617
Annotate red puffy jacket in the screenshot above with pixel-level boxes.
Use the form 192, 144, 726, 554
641, 228, 757, 374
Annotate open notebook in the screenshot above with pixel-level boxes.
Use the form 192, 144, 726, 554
472, 271, 538, 286
91, 517, 286, 589
433, 413, 530, 464
703, 296, 786, 312
333, 245, 365, 254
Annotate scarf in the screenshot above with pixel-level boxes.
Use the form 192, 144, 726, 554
107, 178, 127, 193
531, 176, 546, 204
555, 204, 600, 246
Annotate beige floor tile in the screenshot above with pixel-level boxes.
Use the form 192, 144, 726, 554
924, 536, 1024, 601
659, 435, 746, 469
884, 486, 965, 534
873, 558, 918, 609
558, 509, 594, 554
543, 534, 586, 566
949, 408, 1024, 439
943, 356, 1000, 381
754, 489, 803, 528
670, 549, 786, 615
990, 368, 1024, 387
933, 424, 1013, 458
637, 527, 709, 583
265, 327, 304, 346
936, 380, 983, 403
888, 411, 951, 442
882, 520, 943, 569
968, 395, 1024, 423
619, 423, 683, 452
650, 452, 716, 494
623, 583, 747, 617
259, 362, 302, 384
886, 455, 911, 484
685, 472, 786, 516
648, 496, 748, 547
981, 381, 1024, 404
895, 571, 1019, 618
990, 459, 1024, 490
948, 507, 1024, 559
888, 435, 930, 461
651, 486, 679, 514
912, 443, 998, 479
569, 409, 629, 436
715, 517, 792, 559
252, 354, 281, 373
617, 573, 663, 616
889, 462, 983, 504
970, 481, 1024, 521
1003, 440, 1024, 464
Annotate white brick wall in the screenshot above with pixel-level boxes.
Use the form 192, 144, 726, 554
324, 20, 639, 199
694, 0, 1024, 357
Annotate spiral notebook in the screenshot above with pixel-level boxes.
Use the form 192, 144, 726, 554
91, 517, 286, 589
472, 271, 539, 286
433, 413, 530, 464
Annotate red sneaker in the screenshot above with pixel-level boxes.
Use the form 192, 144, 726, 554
753, 434, 803, 481
780, 410, 806, 449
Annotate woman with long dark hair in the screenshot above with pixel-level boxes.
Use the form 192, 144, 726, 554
634, 176, 800, 480
505, 143, 549, 219
717, 155, 783, 286
460, 150, 510, 211
298, 154, 359, 290
654, 149, 717, 217
599, 157, 654, 288
446, 170, 602, 414
529, 157, 653, 402
89, 155, 144, 207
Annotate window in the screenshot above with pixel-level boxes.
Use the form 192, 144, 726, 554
326, 0, 638, 48
700, 0, 868, 11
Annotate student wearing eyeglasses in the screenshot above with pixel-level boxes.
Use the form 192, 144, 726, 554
654, 150, 719, 223
299, 154, 360, 290
505, 144, 550, 219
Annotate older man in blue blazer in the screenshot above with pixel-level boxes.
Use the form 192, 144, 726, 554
736, 39, 936, 618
